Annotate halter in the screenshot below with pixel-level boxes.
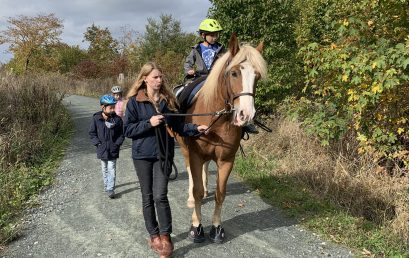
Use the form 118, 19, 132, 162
224, 61, 255, 109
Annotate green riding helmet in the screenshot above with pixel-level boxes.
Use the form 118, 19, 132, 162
198, 18, 223, 33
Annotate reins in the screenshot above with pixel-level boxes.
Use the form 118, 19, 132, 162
162, 103, 235, 137
156, 106, 234, 181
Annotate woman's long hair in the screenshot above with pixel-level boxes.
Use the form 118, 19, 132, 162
126, 62, 178, 111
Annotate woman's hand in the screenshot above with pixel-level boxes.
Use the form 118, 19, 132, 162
187, 69, 195, 75
197, 125, 209, 134
150, 115, 164, 127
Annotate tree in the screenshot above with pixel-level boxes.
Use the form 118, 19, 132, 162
83, 24, 119, 63
132, 14, 196, 84
0, 13, 63, 72
54, 44, 87, 73
209, 0, 302, 111
295, 0, 409, 160
140, 14, 193, 58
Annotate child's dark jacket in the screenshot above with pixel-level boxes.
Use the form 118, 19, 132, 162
89, 111, 124, 160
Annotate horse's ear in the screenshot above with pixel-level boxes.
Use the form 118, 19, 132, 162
228, 33, 240, 57
256, 41, 264, 53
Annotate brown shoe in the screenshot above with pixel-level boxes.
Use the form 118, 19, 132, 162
148, 234, 163, 254
160, 234, 174, 257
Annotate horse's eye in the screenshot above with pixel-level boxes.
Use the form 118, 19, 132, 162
231, 71, 238, 77
255, 72, 261, 80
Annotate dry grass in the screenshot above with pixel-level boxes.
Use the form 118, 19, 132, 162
0, 70, 72, 244
245, 116, 409, 243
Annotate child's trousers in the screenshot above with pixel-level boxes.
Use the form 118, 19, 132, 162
101, 159, 117, 191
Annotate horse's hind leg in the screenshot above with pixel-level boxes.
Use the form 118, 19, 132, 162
210, 160, 233, 243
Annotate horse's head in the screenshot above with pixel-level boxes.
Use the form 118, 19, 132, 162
200, 34, 267, 127
224, 34, 267, 126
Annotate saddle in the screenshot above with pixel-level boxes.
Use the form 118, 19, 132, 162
174, 75, 207, 113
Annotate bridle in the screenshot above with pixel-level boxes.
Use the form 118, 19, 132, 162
224, 61, 255, 111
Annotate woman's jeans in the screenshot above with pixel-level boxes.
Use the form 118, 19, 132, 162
101, 159, 116, 191
133, 158, 172, 236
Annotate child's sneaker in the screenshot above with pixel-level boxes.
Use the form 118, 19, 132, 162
107, 190, 115, 199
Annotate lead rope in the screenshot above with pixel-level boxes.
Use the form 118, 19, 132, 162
155, 123, 178, 181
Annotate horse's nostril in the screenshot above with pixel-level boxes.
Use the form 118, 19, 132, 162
239, 110, 245, 120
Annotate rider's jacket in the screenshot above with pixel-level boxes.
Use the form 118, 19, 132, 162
184, 42, 225, 76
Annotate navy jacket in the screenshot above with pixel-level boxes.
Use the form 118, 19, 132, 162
124, 90, 199, 160
89, 111, 124, 160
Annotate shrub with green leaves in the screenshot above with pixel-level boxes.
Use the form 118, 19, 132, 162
295, 0, 409, 162
209, 0, 303, 111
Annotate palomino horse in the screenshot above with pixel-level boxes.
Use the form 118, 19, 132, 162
175, 34, 267, 243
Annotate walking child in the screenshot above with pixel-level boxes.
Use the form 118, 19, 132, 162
111, 85, 124, 118
89, 95, 124, 198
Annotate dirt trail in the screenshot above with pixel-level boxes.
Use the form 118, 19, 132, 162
3, 95, 354, 258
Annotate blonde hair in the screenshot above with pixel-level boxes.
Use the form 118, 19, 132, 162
126, 62, 178, 111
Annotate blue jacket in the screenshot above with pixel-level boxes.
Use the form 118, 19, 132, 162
124, 90, 199, 160
89, 111, 124, 160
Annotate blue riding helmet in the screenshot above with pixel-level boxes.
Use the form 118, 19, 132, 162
100, 94, 117, 106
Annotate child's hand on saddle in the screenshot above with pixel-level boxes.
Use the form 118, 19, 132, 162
197, 125, 209, 134
150, 115, 165, 127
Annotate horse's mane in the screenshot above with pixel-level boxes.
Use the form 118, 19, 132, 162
200, 44, 267, 109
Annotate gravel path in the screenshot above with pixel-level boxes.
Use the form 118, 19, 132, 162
2, 95, 354, 258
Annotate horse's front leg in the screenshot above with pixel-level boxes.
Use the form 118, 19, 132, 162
188, 153, 206, 243
210, 160, 234, 243
187, 166, 195, 208
202, 160, 210, 197
187, 160, 210, 208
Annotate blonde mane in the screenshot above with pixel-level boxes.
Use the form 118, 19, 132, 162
200, 44, 267, 109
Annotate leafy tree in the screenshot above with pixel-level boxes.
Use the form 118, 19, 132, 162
83, 24, 119, 63
0, 13, 63, 73
129, 14, 196, 85
82, 24, 128, 78
295, 0, 409, 161
54, 44, 87, 73
209, 0, 302, 111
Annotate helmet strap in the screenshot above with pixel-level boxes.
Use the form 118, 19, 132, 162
202, 33, 212, 45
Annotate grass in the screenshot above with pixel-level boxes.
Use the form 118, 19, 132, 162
234, 118, 409, 257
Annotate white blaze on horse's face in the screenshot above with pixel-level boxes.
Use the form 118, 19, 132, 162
233, 62, 256, 126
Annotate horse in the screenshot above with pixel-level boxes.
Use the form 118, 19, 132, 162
174, 33, 267, 243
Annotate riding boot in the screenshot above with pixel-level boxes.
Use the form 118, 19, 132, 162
160, 234, 174, 257
148, 234, 163, 254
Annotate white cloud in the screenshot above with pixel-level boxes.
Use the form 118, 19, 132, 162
0, 0, 211, 62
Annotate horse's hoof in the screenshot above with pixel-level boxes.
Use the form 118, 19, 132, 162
209, 225, 225, 243
187, 199, 195, 208
188, 224, 205, 243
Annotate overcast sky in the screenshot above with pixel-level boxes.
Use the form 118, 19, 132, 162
0, 0, 212, 63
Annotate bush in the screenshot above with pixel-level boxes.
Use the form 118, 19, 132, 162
294, 0, 409, 163
0, 71, 72, 244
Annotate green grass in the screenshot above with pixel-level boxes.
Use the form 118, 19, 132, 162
234, 154, 409, 257
0, 106, 73, 244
